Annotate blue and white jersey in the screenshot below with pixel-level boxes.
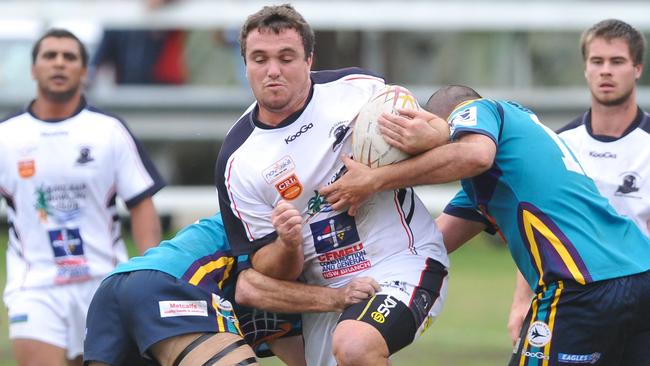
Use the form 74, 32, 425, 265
558, 108, 650, 236
444, 99, 650, 291
0, 98, 165, 296
112, 214, 243, 295
216, 68, 448, 288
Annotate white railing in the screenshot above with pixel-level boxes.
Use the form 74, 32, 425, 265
0, 184, 460, 229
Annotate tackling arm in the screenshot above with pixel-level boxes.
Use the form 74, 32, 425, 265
320, 133, 496, 214
435, 213, 486, 254
249, 200, 304, 280
235, 269, 380, 313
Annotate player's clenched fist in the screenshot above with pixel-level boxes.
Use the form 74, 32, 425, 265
271, 200, 303, 251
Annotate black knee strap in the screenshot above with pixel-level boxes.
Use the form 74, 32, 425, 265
173, 333, 215, 366
203, 339, 248, 366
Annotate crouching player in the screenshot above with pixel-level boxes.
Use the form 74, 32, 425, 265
84, 213, 379, 366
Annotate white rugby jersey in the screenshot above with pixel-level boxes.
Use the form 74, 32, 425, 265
558, 108, 650, 236
216, 68, 448, 288
0, 98, 165, 295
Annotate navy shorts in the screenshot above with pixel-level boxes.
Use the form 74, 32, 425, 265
84, 270, 241, 365
510, 270, 650, 366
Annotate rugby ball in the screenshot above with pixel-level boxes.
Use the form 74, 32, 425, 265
352, 85, 421, 168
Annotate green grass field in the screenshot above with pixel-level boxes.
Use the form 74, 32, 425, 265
0, 232, 516, 366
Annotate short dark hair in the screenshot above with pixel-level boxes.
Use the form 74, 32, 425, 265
580, 19, 646, 66
239, 4, 315, 61
425, 85, 482, 120
32, 28, 89, 67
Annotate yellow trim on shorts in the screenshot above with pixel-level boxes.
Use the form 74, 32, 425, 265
356, 296, 377, 321
542, 281, 564, 366
518, 291, 542, 366
212, 295, 226, 333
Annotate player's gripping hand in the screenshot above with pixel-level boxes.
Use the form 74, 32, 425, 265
335, 277, 381, 312
319, 156, 376, 216
379, 108, 450, 155
272, 200, 303, 251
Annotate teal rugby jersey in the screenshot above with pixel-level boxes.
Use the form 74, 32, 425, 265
110, 214, 244, 294
444, 99, 650, 290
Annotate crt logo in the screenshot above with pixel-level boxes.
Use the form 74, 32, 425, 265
310, 212, 360, 254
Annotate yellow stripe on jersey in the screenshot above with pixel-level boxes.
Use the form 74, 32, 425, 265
188, 256, 235, 289
542, 281, 564, 366
522, 210, 587, 286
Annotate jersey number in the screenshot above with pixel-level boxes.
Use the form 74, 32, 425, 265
529, 114, 586, 176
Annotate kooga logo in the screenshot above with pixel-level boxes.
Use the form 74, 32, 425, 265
285, 123, 313, 144
589, 151, 616, 159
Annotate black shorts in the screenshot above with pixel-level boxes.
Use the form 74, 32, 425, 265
510, 270, 650, 366
338, 258, 448, 354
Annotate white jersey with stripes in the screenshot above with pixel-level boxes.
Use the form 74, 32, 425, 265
216, 68, 448, 289
0, 98, 165, 296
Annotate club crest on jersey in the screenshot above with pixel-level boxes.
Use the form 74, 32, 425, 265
329, 121, 350, 151
76, 146, 94, 165
310, 212, 360, 253
449, 106, 477, 133
17, 159, 35, 178
263, 156, 295, 184
616, 172, 641, 196
275, 174, 303, 200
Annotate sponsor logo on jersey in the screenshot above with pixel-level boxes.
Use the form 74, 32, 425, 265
558, 352, 601, 364
263, 156, 295, 184
588, 151, 616, 159
9, 314, 28, 324
48, 228, 90, 283
312, 213, 369, 279
526, 321, 552, 347
524, 351, 550, 360
76, 146, 94, 164
275, 174, 303, 200
370, 295, 398, 324
159, 300, 208, 318
329, 121, 350, 151
319, 251, 370, 279
49, 228, 85, 257
306, 190, 333, 218
17, 159, 35, 178
616, 172, 641, 195
310, 212, 360, 253
285, 123, 313, 144
449, 106, 477, 132
35, 184, 86, 224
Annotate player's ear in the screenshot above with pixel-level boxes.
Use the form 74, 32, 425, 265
634, 63, 643, 80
